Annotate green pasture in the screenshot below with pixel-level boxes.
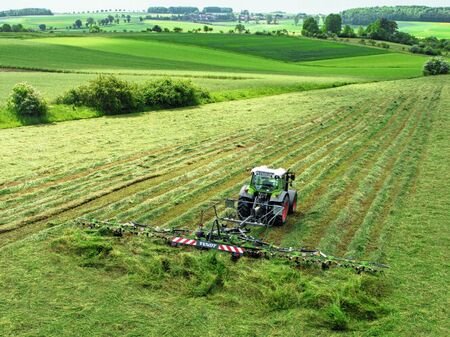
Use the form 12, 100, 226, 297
121, 33, 388, 62
397, 21, 450, 39
0, 35, 426, 80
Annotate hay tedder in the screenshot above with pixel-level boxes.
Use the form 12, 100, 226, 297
79, 166, 388, 274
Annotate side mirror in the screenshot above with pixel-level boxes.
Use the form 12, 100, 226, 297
289, 173, 296, 181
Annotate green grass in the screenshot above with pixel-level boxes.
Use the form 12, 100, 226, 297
0, 71, 356, 128
0, 76, 448, 336
397, 21, 450, 39
119, 33, 388, 62
0, 35, 427, 79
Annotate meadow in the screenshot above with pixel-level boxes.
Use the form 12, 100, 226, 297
0, 33, 431, 128
397, 21, 450, 39
0, 75, 448, 336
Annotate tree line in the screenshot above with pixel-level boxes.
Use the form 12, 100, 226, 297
302, 14, 449, 56
0, 8, 53, 17
147, 7, 200, 14
341, 6, 450, 25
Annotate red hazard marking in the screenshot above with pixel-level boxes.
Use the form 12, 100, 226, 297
219, 244, 244, 254
173, 237, 197, 246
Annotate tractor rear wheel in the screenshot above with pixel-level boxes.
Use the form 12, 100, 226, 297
273, 195, 289, 226
289, 192, 297, 214
237, 197, 252, 220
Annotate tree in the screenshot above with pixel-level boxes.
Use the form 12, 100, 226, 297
366, 18, 398, 40
302, 17, 319, 37
294, 14, 301, 26
126, 15, 131, 23
152, 25, 162, 32
235, 24, 246, 34
341, 6, 450, 25
1, 23, 12, 32
203, 25, 210, 33
107, 15, 114, 24
324, 14, 342, 34
38, 24, 46, 31
74, 19, 82, 29
86, 17, 95, 27
266, 14, 273, 24
357, 26, 365, 37
340, 25, 356, 38
139, 16, 144, 22
11, 24, 24, 32
173, 27, 183, 33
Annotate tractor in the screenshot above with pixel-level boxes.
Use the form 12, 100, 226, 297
236, 166, 297, 226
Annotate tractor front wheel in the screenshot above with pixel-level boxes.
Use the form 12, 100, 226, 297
273, 195, 289, 226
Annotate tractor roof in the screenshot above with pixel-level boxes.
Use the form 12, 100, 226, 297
251, 166, 286, 178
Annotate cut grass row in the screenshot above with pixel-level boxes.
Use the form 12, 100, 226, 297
1, 78, 445, 253
1, 83, 379, 230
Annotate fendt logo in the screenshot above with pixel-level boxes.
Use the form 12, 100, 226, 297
197, 241, 218, 249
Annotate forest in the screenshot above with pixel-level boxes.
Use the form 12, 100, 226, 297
341, 6, 450, 25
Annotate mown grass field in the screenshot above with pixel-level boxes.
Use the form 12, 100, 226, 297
0, 76, 448, 336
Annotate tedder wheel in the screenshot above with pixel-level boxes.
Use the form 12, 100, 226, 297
237, 197, 252, 220
273, 195, 289, 226
289, 192, 298, 214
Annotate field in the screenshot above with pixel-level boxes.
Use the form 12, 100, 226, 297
0, 33, 431, 128
0, 22, 449, 336
397, 21, 450, 39
0, 75, 449, 336
2, 13, 449, 39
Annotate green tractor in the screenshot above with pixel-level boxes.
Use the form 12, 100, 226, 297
237, 166, 297, 226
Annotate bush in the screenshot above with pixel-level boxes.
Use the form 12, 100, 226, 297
423, 57, 449, 76
57, 75, 144, 115
409, 45, 422, 53
7, 83, 47, 117
140, 78, 210, 108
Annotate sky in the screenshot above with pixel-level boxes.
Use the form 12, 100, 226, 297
1, 1, 448, 14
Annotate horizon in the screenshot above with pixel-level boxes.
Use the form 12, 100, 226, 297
1, 1, 449, 15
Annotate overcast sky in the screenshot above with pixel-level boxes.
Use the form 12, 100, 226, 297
1, 1, 448, 14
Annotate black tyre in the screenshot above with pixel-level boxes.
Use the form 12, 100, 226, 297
237, 197, 252, 220
289, 192, 297, 214
272, 195, 289, 226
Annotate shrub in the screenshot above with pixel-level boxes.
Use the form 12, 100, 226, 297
423, 57, 449, 76
140, 78, 210, 108
409, 45, 421, 53
57, 75, 144, 115
7, 83, 47, 117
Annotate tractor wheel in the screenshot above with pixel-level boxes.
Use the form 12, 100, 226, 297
237, 197, 252, 220
289, 192, 297, 214
273, 195, 289, 226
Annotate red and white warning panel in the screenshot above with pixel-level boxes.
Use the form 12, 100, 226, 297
172, 237, 244, 256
